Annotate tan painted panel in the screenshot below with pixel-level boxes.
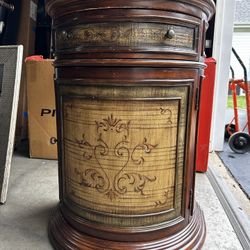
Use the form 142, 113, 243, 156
64, 98, 180, 215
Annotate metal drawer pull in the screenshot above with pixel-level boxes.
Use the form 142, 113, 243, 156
166, 29, 175, 39
62, 30, 73, 39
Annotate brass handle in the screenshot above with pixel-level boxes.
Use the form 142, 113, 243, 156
62, 30, 73, 39
166, 29, 175, 39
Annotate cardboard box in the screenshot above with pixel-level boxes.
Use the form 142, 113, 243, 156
26, 59, 57, 159
15, 0, 38, 144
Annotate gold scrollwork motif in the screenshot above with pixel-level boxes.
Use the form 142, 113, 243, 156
75, 114, 158, 200
155, 191, 169, 208
76, 134, 93, 160
160, 108, 173, 124
117, 173, 157, 196
95, 114, 130, 138
131, 138, 158, 165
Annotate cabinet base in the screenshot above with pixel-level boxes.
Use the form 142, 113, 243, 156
48, 204, 206, 250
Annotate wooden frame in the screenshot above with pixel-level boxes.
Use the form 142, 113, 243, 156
0, 45, 23, 204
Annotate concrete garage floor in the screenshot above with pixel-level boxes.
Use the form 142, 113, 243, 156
0, 153, 244, 250
222, 108, 250, 198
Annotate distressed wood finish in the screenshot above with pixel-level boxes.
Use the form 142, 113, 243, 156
46, 0, 215, 249
56, 22, 196, 52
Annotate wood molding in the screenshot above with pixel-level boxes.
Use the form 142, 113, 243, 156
46, 0, 215, 20
48, 203, 206, 250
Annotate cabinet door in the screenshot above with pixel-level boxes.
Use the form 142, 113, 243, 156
58, 80, 194, 228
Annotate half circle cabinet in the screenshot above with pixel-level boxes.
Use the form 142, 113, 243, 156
45, 1, 215, 249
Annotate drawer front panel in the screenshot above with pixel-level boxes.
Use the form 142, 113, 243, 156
56, 22, 197, 53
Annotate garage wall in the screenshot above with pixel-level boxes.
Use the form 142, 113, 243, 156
231, 29, 250, 85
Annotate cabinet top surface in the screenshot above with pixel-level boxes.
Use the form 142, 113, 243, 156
46, 0, 215, 21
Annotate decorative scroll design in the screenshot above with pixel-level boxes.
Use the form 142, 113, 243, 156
75, 168, 105, 191
75, 114, 158, 200
160, 108, 173, 124
56, 23, 195, 50
96, 114, 130, 139
76, 134, 93, 160
155, 191, 169, 208
117, 173, 157, 196
131, 138, 158, 165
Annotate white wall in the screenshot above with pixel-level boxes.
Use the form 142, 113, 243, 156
231, 31, 250, 84
210, 0, 236, 151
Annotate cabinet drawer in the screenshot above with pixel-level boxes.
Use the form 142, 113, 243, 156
56, 22, 197, 54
